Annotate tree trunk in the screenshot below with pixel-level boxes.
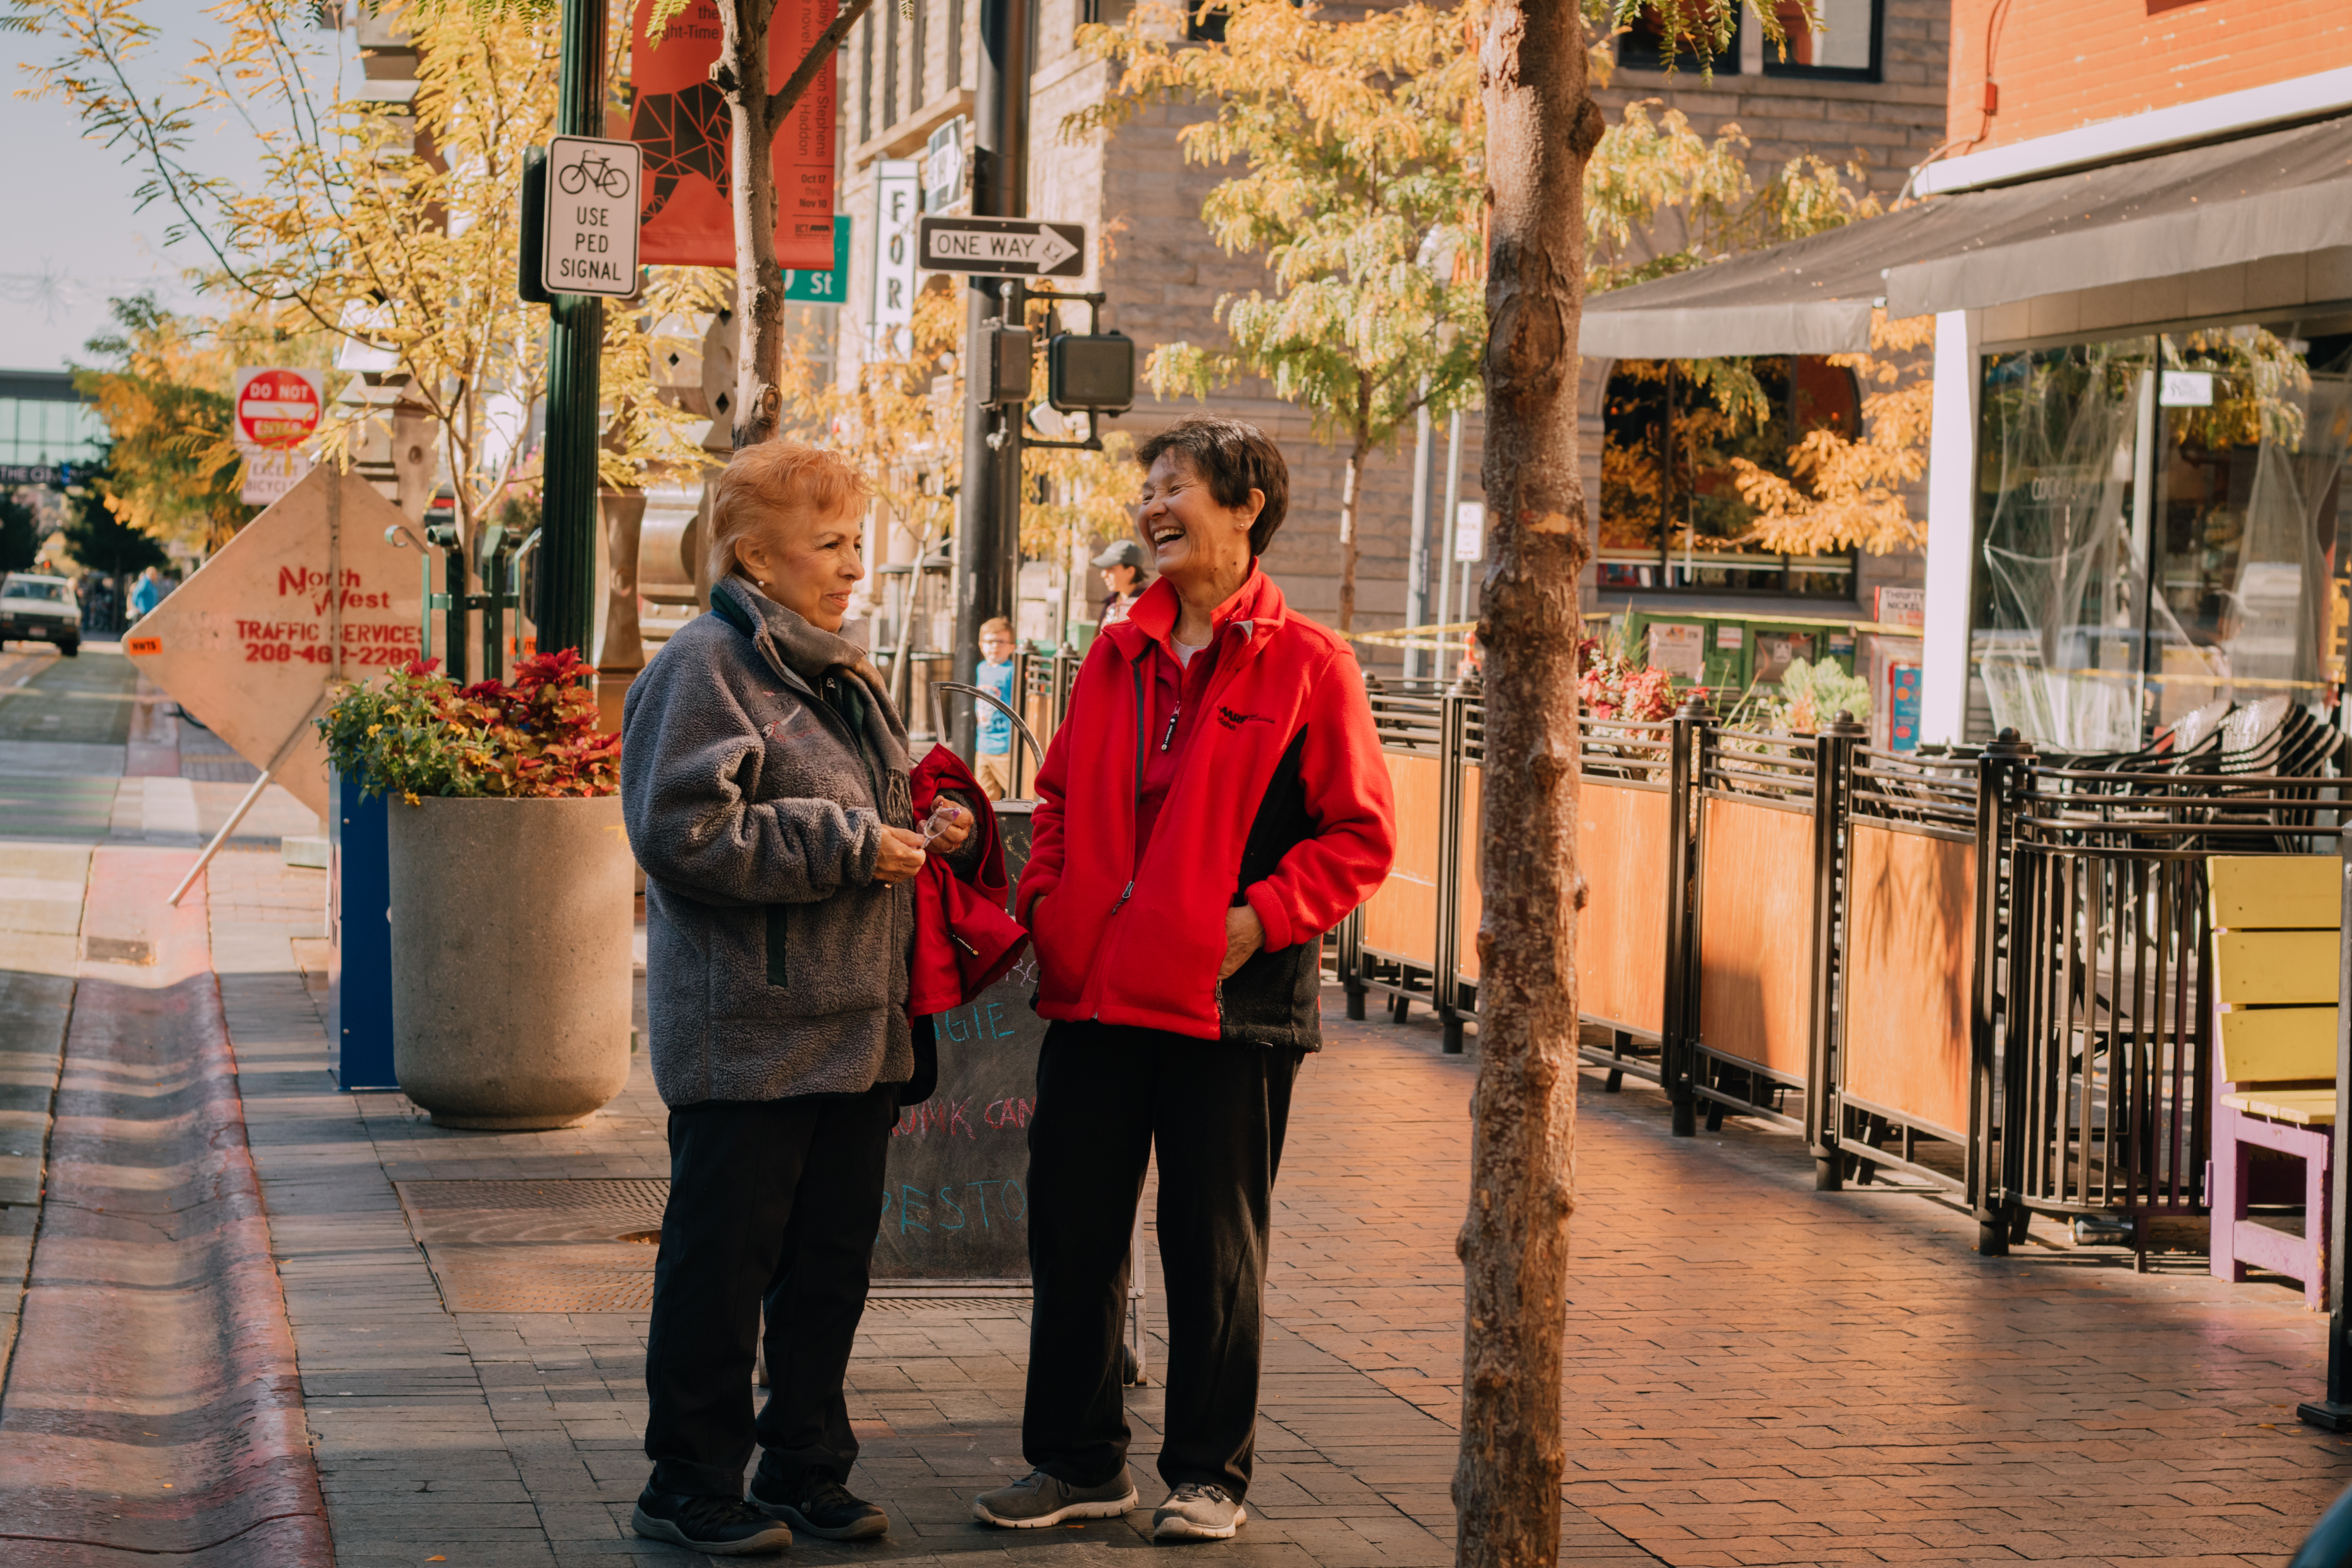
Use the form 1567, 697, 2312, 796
1452, 0, 1601, 1562
717, 1, 785, 450
717, 0, 876, 451
1337, 391, 1371, 631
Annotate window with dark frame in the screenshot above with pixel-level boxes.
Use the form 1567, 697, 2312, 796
1761, 0, 1881, 81
1598, 356, 1862, 598
859, 17, 874, 144
1185, 0, 1226, 42
1615, 5, 1740, 74
911, 0, 927, 115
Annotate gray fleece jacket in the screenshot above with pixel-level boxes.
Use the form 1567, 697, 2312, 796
621, 575, 919, 1108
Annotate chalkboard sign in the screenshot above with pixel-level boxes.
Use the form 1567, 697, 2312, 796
874, 802, 1043, 1282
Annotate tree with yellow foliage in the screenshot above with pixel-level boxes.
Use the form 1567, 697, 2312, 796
8, 0, 706, 542
1731, 311, 1935, 555
71, 292, 327, 553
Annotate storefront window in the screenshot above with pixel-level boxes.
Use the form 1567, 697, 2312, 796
1968, 330, 2352, 752
1599, 355, 1860, 597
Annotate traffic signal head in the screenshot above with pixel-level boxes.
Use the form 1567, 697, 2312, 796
1048, 331, 1134, 415
975, 323, 1033, 406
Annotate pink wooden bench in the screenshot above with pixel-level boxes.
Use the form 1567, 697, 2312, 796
2208, 855, 2339, 1309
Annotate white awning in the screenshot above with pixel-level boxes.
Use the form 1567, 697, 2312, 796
1577, 112, 2352, 360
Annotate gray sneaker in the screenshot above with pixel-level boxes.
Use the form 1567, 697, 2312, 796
1153, 1482, 1246, 1540
971, 1467, 1138, 1528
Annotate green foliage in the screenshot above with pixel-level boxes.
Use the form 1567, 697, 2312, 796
1739, 656, 1870, 733
59, 455, 170, 577
73, 292, 278, 552
0, 493, 39, 574
1084, 0, 1488, 442
316, 648, 620, 805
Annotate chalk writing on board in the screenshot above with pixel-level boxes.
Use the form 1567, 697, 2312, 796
880, 1178, 1028, 1234
891, 1092, 1035, 1139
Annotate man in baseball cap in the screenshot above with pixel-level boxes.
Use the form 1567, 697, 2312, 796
1093, 539, 1150, 628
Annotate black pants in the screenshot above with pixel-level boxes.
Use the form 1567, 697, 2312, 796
642, 1084, 897, 1498
1022, 1021, 1303, 1500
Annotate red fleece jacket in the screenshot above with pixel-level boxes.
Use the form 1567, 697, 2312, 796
1017, 569, 1395, 1043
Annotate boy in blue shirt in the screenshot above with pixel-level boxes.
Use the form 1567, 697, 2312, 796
975, 617, 1018, 799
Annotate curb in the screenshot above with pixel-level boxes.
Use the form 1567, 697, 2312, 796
0, 847, 333, 1565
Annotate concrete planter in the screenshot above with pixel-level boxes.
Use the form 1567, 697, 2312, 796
386, 794, 633, 1130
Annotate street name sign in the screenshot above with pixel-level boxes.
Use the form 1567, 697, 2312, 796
918, 216, 1086, 278
125, 465, 427, 820
782, 216, 851, 304
542, 135, 643, 297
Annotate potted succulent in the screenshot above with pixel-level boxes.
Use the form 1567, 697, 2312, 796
318, 651, 632, 1129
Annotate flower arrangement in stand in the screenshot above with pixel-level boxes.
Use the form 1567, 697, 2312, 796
1577, 632, 1694, 723
313, 647, 631, 1131
316, 648, 619, 804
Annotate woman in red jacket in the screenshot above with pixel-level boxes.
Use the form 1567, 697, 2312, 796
972, 416, 1396, 1541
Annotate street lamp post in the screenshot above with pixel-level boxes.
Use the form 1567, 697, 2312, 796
536, 0, 608, 664
949, 0, 1031, 757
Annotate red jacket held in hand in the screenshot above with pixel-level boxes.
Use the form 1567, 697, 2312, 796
909, 746, 1028, 1017
1017, 569, 1395, 1047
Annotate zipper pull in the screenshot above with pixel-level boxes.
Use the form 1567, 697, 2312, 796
1161, 705, 1181, 752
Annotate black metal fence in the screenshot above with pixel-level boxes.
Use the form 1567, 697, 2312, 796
1337, 690, 2346, 1266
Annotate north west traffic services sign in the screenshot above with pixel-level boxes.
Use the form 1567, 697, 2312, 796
918, 217, 1087, 278
542, 135, 644, 297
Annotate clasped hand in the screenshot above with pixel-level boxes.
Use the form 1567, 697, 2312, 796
872, 804, 971, 884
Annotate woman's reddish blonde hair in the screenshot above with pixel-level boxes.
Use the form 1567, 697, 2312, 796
706, 439, 874, 585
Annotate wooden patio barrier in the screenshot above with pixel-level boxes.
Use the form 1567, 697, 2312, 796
1335, 692, 2347, 1265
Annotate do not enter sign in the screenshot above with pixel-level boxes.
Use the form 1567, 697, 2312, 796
235, 368, 325, 450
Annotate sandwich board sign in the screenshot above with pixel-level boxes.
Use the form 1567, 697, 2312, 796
124, 465, 428, 821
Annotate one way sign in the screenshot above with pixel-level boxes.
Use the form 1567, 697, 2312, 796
919, 217, 1088, 278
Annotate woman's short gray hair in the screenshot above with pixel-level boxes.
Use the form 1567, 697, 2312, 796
1136, 417, 1289, 556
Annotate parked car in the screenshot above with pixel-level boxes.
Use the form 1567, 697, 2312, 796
0, 573, 82, 656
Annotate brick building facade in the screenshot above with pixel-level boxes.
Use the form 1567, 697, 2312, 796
829, 0, 1954, 665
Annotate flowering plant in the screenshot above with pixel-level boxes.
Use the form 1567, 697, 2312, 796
1576, 634, 1692, 723
1737, 655, 1871, 735
315, 649, 619, 805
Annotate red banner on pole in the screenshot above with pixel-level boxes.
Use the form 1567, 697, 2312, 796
628, 0, 838, 270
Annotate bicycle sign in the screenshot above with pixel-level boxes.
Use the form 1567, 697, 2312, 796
541, 135, 643, 298
557, 152, 632, 199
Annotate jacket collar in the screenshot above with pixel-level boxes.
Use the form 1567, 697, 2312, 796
710, 574, 871, 694
1104, 564, 1286, 663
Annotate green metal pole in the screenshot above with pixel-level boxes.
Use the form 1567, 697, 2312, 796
536, 0, 607, 662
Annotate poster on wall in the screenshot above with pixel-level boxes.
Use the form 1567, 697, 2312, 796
1752, 630, 1813, 685
628, 0, 838, 270
1646, 622, 1704, 680
1886, 662, 1922, 752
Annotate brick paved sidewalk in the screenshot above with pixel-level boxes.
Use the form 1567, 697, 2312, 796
204, 848, 2352, 1568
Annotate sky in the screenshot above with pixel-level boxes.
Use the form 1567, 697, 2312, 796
0, 3, 337, 374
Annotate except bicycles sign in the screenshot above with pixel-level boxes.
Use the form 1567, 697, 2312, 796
542, 135, 643, 297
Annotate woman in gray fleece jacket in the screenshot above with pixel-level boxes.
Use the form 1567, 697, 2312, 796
619, 440, 972, 1558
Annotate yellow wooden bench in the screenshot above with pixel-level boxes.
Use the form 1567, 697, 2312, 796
2210, 855, 2340, 1309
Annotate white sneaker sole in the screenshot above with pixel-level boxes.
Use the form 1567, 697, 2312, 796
1154, 1504, 1246, 1541
971, 1487, 1139, 1528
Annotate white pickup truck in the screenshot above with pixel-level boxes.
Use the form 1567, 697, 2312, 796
0, 573, 81, 657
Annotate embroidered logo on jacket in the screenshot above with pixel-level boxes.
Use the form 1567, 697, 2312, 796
1215, 705, 1275, 730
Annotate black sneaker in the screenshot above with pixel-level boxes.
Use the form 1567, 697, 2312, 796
749, 1473, 890, 1540
631, 1488, 793, 1555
